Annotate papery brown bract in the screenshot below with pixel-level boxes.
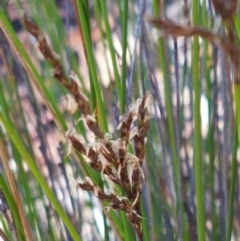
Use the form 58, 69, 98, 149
211, 0, 238, 20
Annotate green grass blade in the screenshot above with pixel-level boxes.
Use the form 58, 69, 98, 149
121, 212, 134, 241
99, 0, 122, 108
192, 0, 206, 240
226, 125, 238, 241
75, 1, 108, 133
152, 1, 184, 239
120, 0, 128, 113
0, 9, 67, 131
0, 174, 24, 241
227, 84, 240, 241
0, 112, 82, 241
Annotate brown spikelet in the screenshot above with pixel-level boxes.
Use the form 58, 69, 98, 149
22, 15, 152, 241
66, 94, 152, 240
147, 17, 240, 56
211, 0, 238, 20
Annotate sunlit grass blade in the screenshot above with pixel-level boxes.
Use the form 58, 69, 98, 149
120, 0, 128, 113
75, 1, 108, 133
227, 84, 240, 241
192, 0, 205, 240
152, 1, 184, 239
0, 111, 82, 241
98, 0, 122, 108
0, 173, 24, 241
0, 9, 67, 131
0, 139, 34, 241
226, 125, 238, 241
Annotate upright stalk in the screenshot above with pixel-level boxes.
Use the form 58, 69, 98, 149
99, 0, 122, 107
192, 1, 206, 241
75, 1, 108, 133
0, 113, 82, 241
120, 0, 129, 113
227, 83, 240, 241
152, 1, 183, 240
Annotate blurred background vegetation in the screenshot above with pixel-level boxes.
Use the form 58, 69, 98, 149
0, 0, 240, 241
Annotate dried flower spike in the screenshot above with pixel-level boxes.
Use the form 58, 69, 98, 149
211, 0, 238, 20
22, 15, 153, 241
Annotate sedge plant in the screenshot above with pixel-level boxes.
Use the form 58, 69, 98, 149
0, 0, 240, 241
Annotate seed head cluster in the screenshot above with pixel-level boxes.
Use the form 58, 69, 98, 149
22, 14, 152, 240
66, 92, 152, 239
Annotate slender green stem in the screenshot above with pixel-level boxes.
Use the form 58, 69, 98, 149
203, 1, 217, 239
192, 1, 205, 241
0, 139, 34, 241
226, 125, 238, 241
0, 8, 94, 182
0, 113, 82, 241
0, 174, 24, 241
99, 0, 122, 106
227, 84, 240, 241
152, 1, 183, 240
0, 10, 67, 131
79, 1, 97, 111
141, 199, 151, 241
121, 212, 134, 241
234, 14, 240, 37
75, 1, 108, 133
158, 36, 183, 240
120, 0, 128, 113
208, 121, 218, 241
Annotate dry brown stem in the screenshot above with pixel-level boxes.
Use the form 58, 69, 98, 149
147, 17, 240, 57
211, 0, 237, 20
22, 15, 104, 139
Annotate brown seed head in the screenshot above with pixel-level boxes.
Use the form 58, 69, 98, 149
211, 0, 238, 20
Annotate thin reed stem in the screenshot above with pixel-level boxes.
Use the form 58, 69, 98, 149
0, 139, 34, 241
192, 1, 205, 241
